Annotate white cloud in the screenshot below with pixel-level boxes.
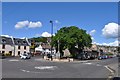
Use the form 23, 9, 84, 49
28, 21, 42, 28
53, 34, 55, 36
107, 40, 118, 46
102, 22, 119, 39
89, 30, 96, 42
15, 20, 42, 29
55, 20, 60, 24
90, 29, 96, 36
41, 32, 52, 37
35, 32, 55, 37
20, 37, 26, 39
93, 42, 102, 45
91, 37, 94, 41
15, 20, 29, 29
93, 40, 118, 46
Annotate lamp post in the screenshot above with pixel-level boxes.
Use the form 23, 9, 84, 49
57, 40, 60, 59
50, 20, 53, 60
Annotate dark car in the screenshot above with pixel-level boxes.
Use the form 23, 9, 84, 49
98, 55, 108, 60
117, 54, 120, 57
47, 53, 52, 58
77, 52, 87, 60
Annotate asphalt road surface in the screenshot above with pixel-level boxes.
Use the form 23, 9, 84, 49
1, 56, 119, 78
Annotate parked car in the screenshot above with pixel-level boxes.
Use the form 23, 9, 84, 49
98, 56, 102, 60
77, 51, 97, 60
98, 55, 108, 60
20, 53, 31, 59
106, 53, 114, 58
47, 53, 52, 58
77, 52, 87, 60
117, 54, 120, 57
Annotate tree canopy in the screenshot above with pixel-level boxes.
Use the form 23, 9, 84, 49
31, 37, 47, 43
51, 26, 92, 58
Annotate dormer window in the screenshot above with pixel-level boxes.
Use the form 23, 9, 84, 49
2, 39, 6, 43
17, 41, 20, 44
23, 41, 26, 44
31, 40, 33, 42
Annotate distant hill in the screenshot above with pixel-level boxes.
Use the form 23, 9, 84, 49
30, 37, 51, 43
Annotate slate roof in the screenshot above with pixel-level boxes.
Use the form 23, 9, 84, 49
0, 36, 13, 45
13, 38, 29, 46
28, 39, 35, 43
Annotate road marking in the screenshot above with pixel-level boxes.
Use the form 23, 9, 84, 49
20, 69, 31, 73
96, 64, 102, 66
104, 66, 115, 80
104, 66, 114, 73
35, 66, 57, 70
9, 59, 19, 61
80, 61, 88, 63
21, 69, 27, 72
84, 63, 92, 65
34, 59, 46, 61
20, 69, 51, 73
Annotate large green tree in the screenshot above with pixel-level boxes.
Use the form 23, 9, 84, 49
51, 26, 92, 58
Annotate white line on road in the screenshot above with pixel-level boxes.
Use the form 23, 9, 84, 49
9, 59, 19, 61
20, 69, 30, 72
35, 66, 57, 70
84, 63, 92, 65
20, 69, 51, 73
104, 66, 114, 73
104, 66, 115, 79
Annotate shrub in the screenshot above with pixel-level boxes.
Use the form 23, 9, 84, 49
4, 53, 12, 56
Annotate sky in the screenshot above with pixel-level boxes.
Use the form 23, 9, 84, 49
2, 2, 119, 46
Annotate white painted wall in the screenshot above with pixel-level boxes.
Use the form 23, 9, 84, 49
14, 45, 30, 56
0, 44, 14, 55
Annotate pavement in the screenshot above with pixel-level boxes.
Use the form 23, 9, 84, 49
1, 56, 120, 79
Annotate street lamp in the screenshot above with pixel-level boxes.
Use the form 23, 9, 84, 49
50, 20, 53, 60
57, 40, 60, 59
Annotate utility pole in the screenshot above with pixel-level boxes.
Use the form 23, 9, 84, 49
50, 20, 53, 60
57, 40, 60, 59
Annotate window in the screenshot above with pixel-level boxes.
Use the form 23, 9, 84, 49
9, 51, 12, 54
2, 44, 5, 49
18, 46, 20, 49
9, 51, 12, 55
17, 41, 20, 44
24, 51, 26, 53
2, 51, 5, 54
18, 51, 20, 55
23, 41, 26, 44
2, 39, 6, 43
24, 46, 26, 50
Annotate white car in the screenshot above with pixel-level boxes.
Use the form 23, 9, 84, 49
20, 53, 31, 59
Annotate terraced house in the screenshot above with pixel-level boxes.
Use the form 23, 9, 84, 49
0, 36, 30, 56
13, 38, 30, 56
0, 36, 14, 56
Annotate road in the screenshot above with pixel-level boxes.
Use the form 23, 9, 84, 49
1, 56, 119, 79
